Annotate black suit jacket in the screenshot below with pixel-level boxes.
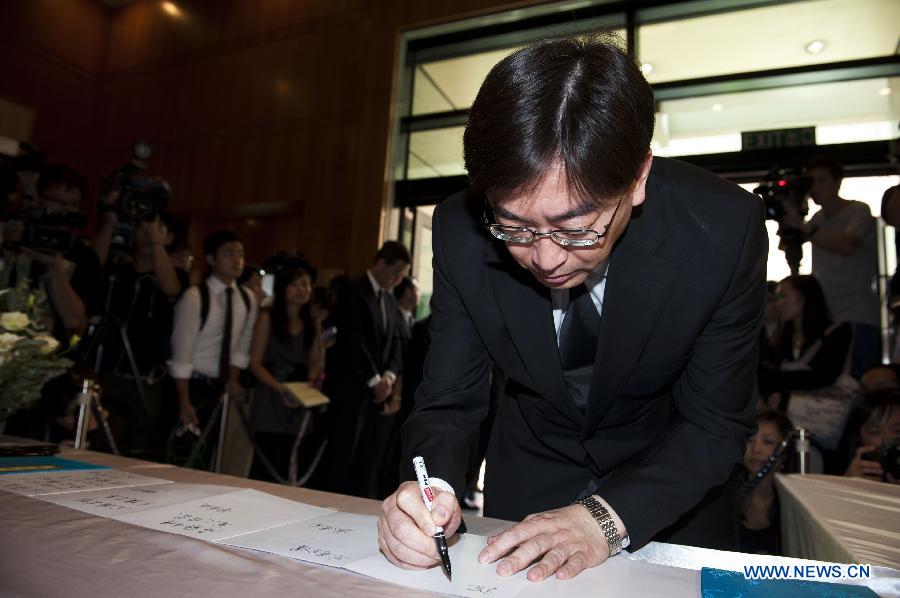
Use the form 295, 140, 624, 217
326, 274, 404, 389
401, 157, 766, 550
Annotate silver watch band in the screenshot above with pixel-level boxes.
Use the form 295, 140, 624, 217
575, 495, 622, 556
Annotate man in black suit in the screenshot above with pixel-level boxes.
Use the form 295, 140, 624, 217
378, 34, 765, 582
320, 241, 409, 496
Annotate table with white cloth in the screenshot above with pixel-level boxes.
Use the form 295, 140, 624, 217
776, 473, 900, 568
2, 445, 898, 597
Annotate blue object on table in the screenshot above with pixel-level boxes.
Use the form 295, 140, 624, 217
0, 456, 110, 475
701, 567, 878, 597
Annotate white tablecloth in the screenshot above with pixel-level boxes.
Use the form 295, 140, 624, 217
777, 474, 900, 569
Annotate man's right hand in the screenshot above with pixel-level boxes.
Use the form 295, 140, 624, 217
372, 377, 392, 404
178, 401, 199, 426
378, 480, 462, 570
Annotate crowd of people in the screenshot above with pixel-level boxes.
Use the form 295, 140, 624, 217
1, 147, 898, 561
0, 156, 430, 503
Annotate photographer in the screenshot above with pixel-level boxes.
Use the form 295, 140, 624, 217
1, 164, 101, 338
92, 199, 188, 457
844, 390, 900, 484
781, 157, 879, 378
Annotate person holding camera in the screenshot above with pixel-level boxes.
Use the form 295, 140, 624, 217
167, 230, 257, 468
781, 157, 879, 378
844, 390, 900, 484
1, 164, 102, 338
91, 198, 188, 457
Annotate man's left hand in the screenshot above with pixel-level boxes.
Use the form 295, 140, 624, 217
478, 504, 609, 582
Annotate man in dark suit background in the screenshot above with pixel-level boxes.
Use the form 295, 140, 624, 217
378, 34, 765, 582
319, 241, 409, 497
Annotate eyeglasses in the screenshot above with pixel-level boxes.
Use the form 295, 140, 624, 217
483, 194, 624, 247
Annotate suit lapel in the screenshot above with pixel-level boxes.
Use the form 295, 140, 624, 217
486, 242, 584, 426
584, 204, 676, 435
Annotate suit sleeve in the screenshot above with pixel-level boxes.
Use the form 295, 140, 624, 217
400, 203, 492, 496
333, 286, 380, 383
599, 198, 766, 550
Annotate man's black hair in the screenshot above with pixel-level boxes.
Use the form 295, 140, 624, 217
464, 32, 655, 208
375, 240, 411, 266
806, 156, 844, 182
203, 229, 241, 258
37, 164, 88, 202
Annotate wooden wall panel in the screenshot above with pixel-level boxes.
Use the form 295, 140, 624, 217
2, 0, 535, 273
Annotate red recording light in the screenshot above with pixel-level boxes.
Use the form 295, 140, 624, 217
777, 180, 788, 187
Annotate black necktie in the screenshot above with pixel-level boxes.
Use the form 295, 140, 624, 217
219, 287, 234, 384
376, 290, 387, 333
559, 284, 601, 410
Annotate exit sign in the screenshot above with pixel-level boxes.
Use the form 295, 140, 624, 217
741, 127, 815, 151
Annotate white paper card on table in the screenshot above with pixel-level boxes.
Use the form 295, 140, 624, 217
0, 468, 171, 497
345, 533, 529, 598
112, 488, 335, 542
221, 512, 380, 567
37, 483, 237, 517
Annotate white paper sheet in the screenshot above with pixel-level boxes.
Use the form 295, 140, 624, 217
37, 483, 237, 517
112, 488, 335, 541
516, 555, 699, 598
345, 533, 530, 598
221, 512, 381, 567
0, 468, 171, 496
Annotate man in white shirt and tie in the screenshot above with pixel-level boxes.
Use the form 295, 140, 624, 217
168, 230, 258, 465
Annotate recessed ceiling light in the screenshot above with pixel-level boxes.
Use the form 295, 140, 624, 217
712, 103, 723, 112
879, 87, 892, 97
161, 1, 182, 17
805, 40, 826, 54
640, 63, 654, 75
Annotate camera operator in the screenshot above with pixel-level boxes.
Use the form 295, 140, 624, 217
844, 390, 900, 484
780, 157, 880, 378
92, 194, 188, 457
1, 164, 101, 338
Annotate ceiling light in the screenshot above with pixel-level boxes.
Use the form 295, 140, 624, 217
640, 63, 654, 75
805, 40, 826, 54
712, 103, 723, 112
161, 1, 182, 17
879, 87, 892, 97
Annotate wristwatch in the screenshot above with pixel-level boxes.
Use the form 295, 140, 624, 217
575, 495, 623, 556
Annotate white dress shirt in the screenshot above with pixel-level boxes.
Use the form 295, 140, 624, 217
167, 275, 258, 379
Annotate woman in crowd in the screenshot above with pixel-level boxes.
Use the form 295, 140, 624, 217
844, 390, 900, 483
758, 274, 851, 410
248, 267, 324, 481
740, 409, 794, 554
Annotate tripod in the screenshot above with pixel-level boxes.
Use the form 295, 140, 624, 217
78, 268, 159, 456
73, 378, 118, 452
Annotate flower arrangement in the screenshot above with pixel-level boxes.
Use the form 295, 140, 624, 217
0, 283, 77, 421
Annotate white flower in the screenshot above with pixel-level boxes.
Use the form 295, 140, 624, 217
1, 312, 30, 332
33, 334, 60, 355
0, 332, 24, 353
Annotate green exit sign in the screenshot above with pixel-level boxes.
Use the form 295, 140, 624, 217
741, 127, 816, 151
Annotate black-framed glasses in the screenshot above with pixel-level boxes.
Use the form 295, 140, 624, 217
483, 195, 624, 247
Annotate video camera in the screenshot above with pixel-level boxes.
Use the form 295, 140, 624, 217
863, 438, 900, 481
753, 168, 813, 224
753, 168, 814, 275
100, 141, 172, 252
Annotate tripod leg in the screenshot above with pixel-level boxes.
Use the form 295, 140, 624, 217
213, 393, 229, 473
74, 380, 92, 450
90, 390, 120, 455
288, 410, 312, 485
